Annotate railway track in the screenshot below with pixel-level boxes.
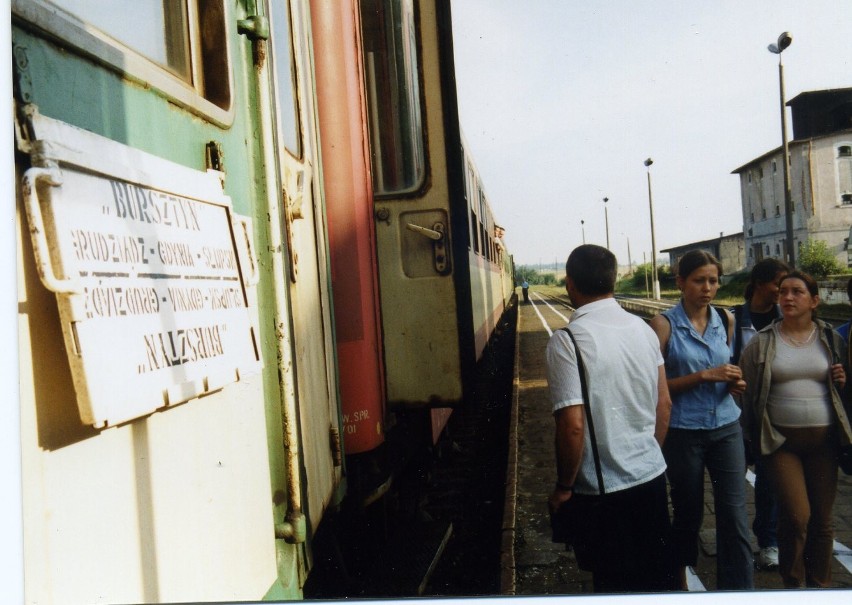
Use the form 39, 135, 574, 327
533, 290, 848, 327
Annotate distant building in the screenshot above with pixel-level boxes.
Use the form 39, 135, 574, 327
661, 232, 746, 276
732, 87, 852, 269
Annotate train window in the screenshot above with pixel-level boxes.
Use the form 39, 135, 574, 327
51, 1, 190, 79
361, 0, 426, 196
470, 208, 479, 254
35, 0, 232, 115
269, 0, 302, 157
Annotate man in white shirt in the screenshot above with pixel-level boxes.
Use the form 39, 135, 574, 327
546, 244, 676, 592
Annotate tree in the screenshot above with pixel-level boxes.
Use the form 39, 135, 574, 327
797, 239, 841, 277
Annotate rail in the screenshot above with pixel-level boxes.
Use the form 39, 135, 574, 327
615, 295, 849, 327
533, 291, 848, 327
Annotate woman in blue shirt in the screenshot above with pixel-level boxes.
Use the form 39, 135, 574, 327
649, 250, 754, 590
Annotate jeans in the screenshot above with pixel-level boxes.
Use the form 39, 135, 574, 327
752, 456, 778, 548
663, 421, 754, 590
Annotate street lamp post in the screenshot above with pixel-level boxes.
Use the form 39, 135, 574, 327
581, 219, 586, 244
627, 236, 633, 274
644, 158, 660, 299
603, 197, 610, 250
768, 31, 795, 266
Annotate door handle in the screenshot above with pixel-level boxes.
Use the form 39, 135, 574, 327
405, 223, 443, 241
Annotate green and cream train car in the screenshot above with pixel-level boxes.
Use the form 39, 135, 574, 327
13, 0, 343, 601
11, 0, 514, 601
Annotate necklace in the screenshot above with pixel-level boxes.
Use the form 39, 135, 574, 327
779, 323, 817, 347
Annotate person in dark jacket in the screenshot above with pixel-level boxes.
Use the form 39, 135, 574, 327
731, 258, 789, 570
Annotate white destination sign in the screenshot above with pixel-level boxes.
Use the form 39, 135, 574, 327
26, 163, 261, 428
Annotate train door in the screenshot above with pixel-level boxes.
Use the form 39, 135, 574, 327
266, 0, 344, 533
360, 0, 467, 434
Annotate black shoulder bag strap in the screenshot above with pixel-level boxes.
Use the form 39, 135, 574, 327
563, 328, 606, 496
823, 326, 850, 419
732, 305, 744, 364
713, 305, 731, 346
826, 326, 840, 366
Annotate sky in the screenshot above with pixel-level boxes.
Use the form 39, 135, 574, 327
451, 0, 852, 270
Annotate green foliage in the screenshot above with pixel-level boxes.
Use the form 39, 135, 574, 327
618, 262, 672, 290
516, 266, 559, 286
798, 239, 842, 277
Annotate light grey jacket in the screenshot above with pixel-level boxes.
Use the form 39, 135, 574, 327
739, 319, 852, 456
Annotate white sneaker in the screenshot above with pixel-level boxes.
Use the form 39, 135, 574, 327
757, 546, 779, 569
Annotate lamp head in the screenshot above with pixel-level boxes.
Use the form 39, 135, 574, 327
644, 158, 653, 167
603, 197, 609, 203
769, 32, 792, 54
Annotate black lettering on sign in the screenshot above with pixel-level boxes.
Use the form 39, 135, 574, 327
139, 324, 225, 373
108, 234, 148, 264
124, 287, 160, 315
202, 246, 237, 271
167, 286, 205, 312
111, 180, 201, 231
157, 241, 196, 268
70, 229, 148, 266
70, 229, 110, 262
84, 286, 160, 318
209, 287, 244, 310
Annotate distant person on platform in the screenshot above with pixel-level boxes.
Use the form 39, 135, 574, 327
522, 280, 530, 303
730, 258, 789, 571
546, 244, 677, 593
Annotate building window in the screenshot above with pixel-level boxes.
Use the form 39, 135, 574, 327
838, 144, 852, 205
775, 243, 781, 256
762, 208, 767, 219
772, 160, 777, 174
775, 205, 780, 216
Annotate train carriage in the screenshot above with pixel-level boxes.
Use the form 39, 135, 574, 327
11, 0, 514, 601
12, 0, 343, 601
359, 0, 514, 445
